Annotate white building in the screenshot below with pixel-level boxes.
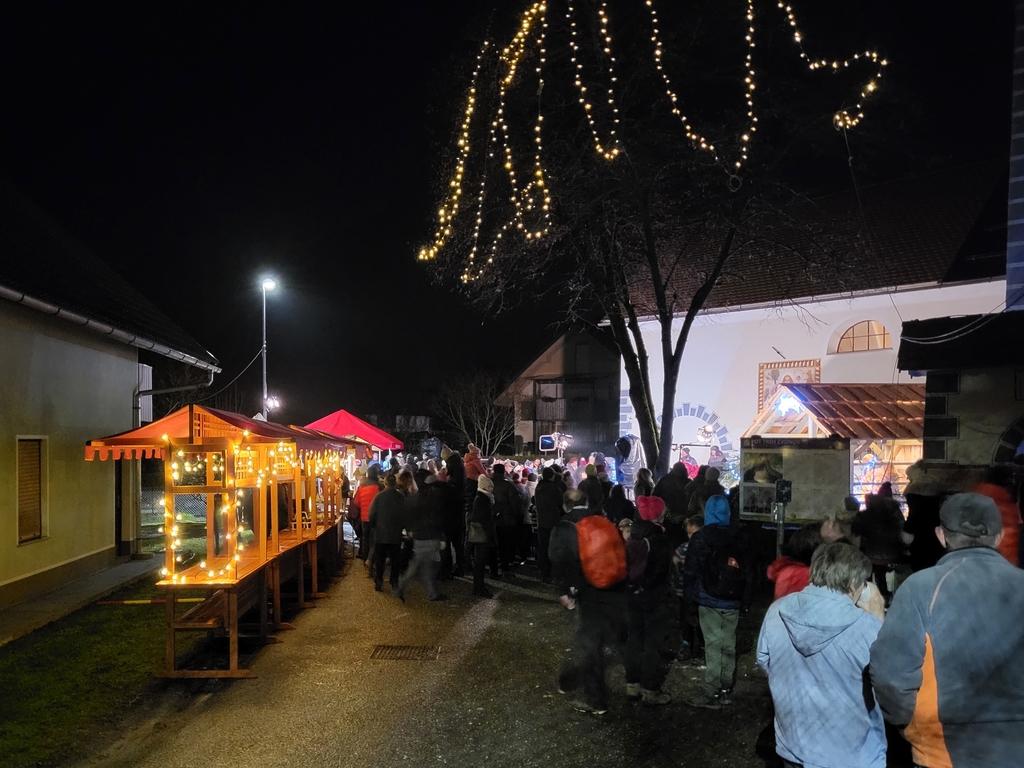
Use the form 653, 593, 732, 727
618, 162, 1008, 472
0, 182, 219, 609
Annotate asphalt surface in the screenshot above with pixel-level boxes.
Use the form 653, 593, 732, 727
69, 553, 773, 768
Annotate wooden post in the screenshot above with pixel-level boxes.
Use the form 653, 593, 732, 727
228, 589, 239, 672
163, 452, 175, 577
165, 591, 176, 673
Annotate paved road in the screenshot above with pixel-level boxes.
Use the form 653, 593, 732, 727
71, 557, 771, 768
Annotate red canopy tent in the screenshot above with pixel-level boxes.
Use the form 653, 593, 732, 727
305, 409, 403, 450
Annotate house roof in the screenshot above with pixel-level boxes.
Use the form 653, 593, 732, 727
898, 311, 1024, 371
0, 180, 220, 370
785, 383, 925, 440
633, 161, 1007, 316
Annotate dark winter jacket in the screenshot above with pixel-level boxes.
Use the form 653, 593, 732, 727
870, 547, 1024, 768
688, 479, 726, 515
629, 519, 672, 594
578, 475, 605, 511
368, 487, 407, 545
469, 491, 497, 544
654, 465, 691, 522
604, 494, 636, 526
534, 478, 563, 529
682, 497, 753, 610
493, 478, 522, 528
446, 452, 466, 489
903, 493, 945, 572
852, 497, 905, 563
407, 481, 445, 540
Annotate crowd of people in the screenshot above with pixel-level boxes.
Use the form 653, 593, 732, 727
343, 446, 1024, 767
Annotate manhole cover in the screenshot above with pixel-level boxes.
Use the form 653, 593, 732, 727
370, 645, 440, 660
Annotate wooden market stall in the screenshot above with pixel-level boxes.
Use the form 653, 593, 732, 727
85, 404, 360, 678
740, 383, 925, 520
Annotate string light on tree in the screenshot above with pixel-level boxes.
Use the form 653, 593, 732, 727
567, 1, 621, 160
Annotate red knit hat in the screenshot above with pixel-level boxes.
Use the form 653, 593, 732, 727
636, 495, 665, 521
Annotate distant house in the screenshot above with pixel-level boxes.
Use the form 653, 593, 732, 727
0, 182, 219, 609
501, 329, 621, 457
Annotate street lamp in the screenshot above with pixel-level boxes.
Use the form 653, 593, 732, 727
260, 277, 277, 418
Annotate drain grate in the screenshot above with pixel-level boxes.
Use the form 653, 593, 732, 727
370, 644, 440, 661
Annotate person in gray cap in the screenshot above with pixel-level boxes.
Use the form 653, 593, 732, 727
869, 492, 1024, 768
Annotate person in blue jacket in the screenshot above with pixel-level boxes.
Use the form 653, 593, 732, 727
757, 541, 887, 768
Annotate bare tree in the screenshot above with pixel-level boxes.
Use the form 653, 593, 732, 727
434, 371, 521, 456
421, 0, 886, 473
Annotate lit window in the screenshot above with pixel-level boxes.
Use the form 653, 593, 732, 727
836, 320, 892, 353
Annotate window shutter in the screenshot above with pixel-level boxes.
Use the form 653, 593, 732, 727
18, 439, 42, 542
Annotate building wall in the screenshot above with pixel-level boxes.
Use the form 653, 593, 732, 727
619, 280, 1007, 467
932, 368, 1024, 466
0, 300, 137, 607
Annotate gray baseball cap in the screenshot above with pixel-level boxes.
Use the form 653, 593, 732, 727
939, 493, 1002, 538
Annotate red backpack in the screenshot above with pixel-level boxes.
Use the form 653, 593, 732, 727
576, 516, 627, 589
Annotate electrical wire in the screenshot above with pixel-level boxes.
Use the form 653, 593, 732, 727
194, 348, 263, 403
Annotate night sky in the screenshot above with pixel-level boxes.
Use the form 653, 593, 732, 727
0, 1, 1013, 425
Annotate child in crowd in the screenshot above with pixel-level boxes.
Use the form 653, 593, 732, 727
673, 514, 705, 664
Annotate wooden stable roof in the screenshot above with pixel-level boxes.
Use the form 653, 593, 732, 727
786, 383, 924, 440
85, 405, 362, 460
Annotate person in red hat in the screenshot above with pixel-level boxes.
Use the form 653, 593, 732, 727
624, 495, 674, 705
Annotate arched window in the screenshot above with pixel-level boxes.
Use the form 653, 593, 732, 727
835, 320, 892, 353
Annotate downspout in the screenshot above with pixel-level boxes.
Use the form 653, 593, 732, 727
122, 369, 215, 559
133, 369, 215, 429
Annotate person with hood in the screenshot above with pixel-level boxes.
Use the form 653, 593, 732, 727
579, 463, 605, 512
681, 465, 708, 514
464, 443, 486, 482
604, 484, 636, 526
534, 466, 563, 582
368, 470, 414, 592
395, 472, 445, 602
870, 493, 1024, 768
353, 464, 382, 565
683, 495, 754, 708
766, 523, 822, 601
550, 489, 626, 715
624, 495, 674, 706
902, 461, 945, 572
757, 542, 887, 768
467, 475, 498, 598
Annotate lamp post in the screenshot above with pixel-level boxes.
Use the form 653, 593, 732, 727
260, 277, 276, 418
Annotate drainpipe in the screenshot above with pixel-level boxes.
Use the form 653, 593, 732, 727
133, 369, 215, 429
123, 369, 215, 558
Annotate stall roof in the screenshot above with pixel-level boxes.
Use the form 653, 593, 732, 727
85, 405, 360, 460
305, 409, 403, 450
745, 384, 925, 441
785, 384, 924, 440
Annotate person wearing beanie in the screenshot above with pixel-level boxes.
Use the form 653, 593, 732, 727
579, 463, 605, 514
464, 443, 486, 482
467, 475, 498, 598
871, 493, 1024, 768
625, 494, 674, 705
683, 495, 753, 709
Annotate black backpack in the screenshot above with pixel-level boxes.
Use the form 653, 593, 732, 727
702, 533, 746, 600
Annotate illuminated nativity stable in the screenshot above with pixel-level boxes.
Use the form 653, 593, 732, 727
85, 404, 361, 678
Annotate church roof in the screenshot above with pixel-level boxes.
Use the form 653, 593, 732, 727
632, 161, 1007, 316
